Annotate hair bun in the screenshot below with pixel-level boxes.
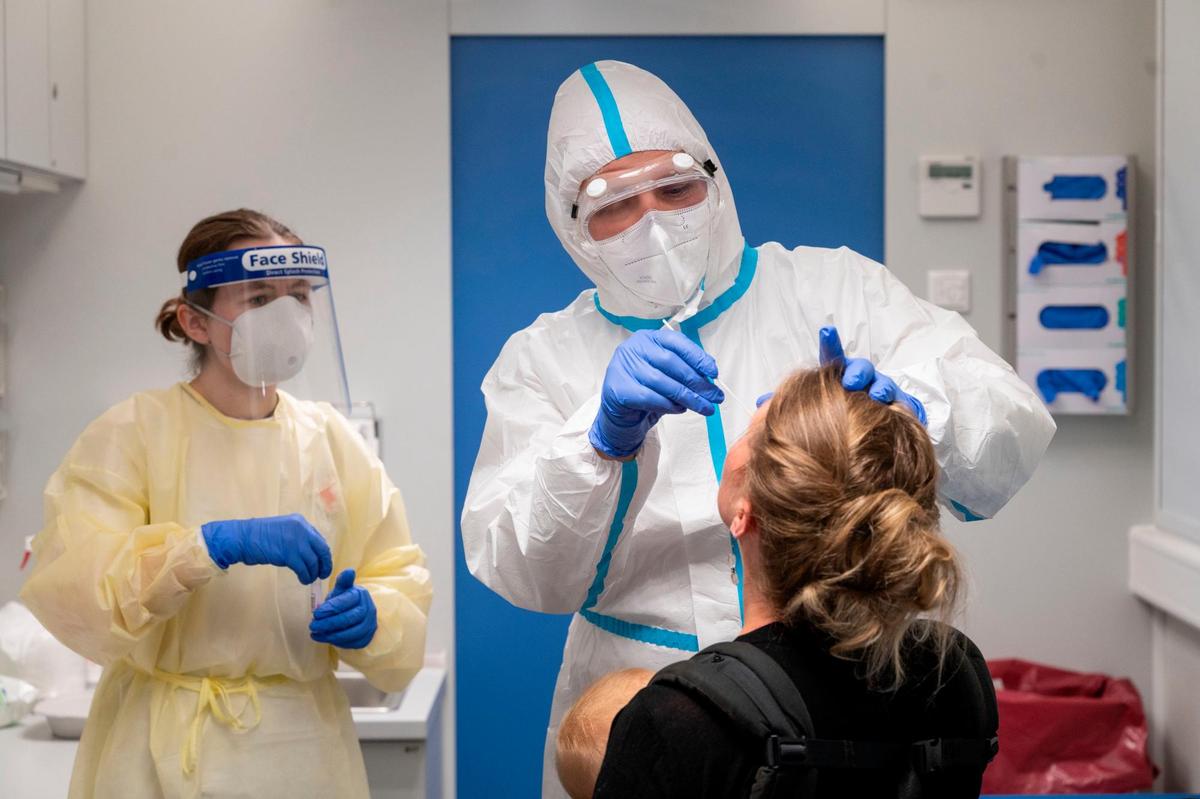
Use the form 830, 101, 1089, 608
830, 488, 926, 542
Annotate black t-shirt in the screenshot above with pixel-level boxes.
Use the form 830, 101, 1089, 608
593, 621, 998, 798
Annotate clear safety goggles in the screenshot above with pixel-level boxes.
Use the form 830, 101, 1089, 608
573, 151, 719, 244
183, 245, 351, 413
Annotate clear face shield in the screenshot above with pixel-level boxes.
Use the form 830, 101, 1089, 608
574, 151, 720, 318
183, 245, 351, 413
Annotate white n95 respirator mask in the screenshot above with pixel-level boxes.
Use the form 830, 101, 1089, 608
593, 204, 713, 308
228, 296, 315, 387
191, 296, 315, 388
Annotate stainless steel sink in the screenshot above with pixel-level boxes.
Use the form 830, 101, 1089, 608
335, 669, 404, 712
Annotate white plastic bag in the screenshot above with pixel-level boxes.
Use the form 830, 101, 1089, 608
0, 675, 38, 727
0, 601, 86, 699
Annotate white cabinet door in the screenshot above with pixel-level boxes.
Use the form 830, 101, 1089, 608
47, 0, 83, 176
5, 0, 50, 171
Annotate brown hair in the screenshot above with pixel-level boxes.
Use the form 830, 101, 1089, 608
743, 365, 961, 690
155, 208, 301, 364
555, 668, 653, 799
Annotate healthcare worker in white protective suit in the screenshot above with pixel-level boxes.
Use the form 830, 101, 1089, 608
461, 61, 1055, 796
21, 209, 431, 799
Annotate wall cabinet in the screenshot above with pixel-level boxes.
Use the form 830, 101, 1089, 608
2, 0, 85, 183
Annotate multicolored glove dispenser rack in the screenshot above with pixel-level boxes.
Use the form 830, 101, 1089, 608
1006, 155, 1133, 415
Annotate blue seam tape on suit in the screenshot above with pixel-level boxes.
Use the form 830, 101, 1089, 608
679, 320, 745, 619
579, 609, 700, 652
581, 460, 639, 611
685, 245, 758, 327
950, 500, 986, 522
591, 295, 662, 330
576, 435, 701, 650
578, 459, 700, 650
579, 63, 632, 158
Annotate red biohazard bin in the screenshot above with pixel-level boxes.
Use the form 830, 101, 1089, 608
982, 659, 1157, 794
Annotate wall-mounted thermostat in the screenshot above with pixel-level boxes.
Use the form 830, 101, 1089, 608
919, 155, 981, 218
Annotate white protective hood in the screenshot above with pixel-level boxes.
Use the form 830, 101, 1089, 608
544, 60, 745, 319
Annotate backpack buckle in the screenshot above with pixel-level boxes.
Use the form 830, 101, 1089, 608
913, 738, 943, 773
765, 735, 782, 768
766, 734, 810, 769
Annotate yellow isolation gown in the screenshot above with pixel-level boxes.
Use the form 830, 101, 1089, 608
20, 382, 432, 798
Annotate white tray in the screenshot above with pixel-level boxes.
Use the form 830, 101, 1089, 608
34, 690, 94, 739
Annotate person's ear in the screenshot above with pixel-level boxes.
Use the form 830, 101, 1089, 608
729, 497, 756, 541
177, 303, 211, 346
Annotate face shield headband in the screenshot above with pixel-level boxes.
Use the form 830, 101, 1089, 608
184, 245, 331, 293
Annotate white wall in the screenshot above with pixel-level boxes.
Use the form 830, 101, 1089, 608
450, 0, 885, 34
886, 0, 1158, 697
1160, 0, 1200, 542
1155, 613, 1200, 788
0, 0, 455, 792
1151, 0, 1200, 789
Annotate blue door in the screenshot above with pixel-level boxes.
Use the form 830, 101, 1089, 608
452, 35, 883, 796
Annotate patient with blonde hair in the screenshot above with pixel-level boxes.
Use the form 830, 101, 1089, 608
555, 668, 653, 799
592, 364, 1000, 798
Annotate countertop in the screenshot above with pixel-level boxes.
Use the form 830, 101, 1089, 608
0, 715, 77, 798
353, 666, 445, 741
0, 666, 446, 798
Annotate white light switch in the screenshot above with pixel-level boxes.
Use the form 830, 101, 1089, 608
927, 269, 971, 313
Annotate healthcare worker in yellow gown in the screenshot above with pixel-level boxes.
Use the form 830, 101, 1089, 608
19, 208, 432, 799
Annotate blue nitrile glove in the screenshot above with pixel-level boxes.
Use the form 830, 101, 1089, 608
589, 329, 725, 459
310, 569, 377, 650
201, 513, 333, 585
818, 325, 928, 426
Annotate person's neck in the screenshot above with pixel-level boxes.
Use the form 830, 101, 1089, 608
190, 367, 278, 420
738, 562, 781, 636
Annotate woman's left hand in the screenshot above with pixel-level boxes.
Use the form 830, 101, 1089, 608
310, 569, 378, 649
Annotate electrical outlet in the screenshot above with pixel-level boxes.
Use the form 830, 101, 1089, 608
927, 270, 971, 313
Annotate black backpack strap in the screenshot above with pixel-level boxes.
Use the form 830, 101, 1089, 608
651, 641, 818, 799
651, 640, 815, 740
911, 735, 1000, 774
773, 737, 908, 769
771, 735, 998, 772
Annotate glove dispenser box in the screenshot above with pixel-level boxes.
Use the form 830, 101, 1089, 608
1016, 156, 1129, 222
1007, 155, 1132, 415
1017, 284, 1126, 350
1016, 348, 1127, 415
1017, 221, 1127, 289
